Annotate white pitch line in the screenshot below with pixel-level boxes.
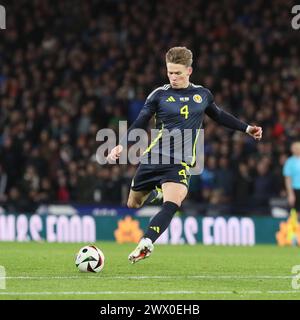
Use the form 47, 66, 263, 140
268, 290, 300, 294
0, 290, 300, 296
0, 275, 293, 280
188, 275, 293, 279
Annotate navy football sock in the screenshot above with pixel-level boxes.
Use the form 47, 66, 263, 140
144, 201, 179, 243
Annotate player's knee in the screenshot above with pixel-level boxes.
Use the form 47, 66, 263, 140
127, 200, 142, 209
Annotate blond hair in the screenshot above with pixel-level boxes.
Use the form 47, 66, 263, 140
166, 47, 193, 67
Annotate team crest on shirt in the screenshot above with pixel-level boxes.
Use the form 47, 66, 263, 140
193, 94, 202, 103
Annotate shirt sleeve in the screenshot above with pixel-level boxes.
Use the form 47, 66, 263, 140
283, 159, 292, 177
204, 89, 248, 132
119, 91, 158, 146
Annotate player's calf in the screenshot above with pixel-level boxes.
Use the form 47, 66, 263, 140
144, 201, 179, 243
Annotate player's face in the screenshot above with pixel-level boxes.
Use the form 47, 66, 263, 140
291, 142, 300, 156
167, 63, 192, 89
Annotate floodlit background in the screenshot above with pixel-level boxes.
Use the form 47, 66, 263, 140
0, 0, 299, 244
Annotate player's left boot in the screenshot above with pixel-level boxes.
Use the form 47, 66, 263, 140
149, 186, 163, 204
128, 237, 154, 264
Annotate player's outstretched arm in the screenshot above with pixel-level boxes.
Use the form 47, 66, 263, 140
205, 101, 262, 140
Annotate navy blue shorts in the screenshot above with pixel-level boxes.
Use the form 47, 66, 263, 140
130, 163, 191, 192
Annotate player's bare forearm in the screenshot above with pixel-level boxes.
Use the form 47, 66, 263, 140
285, 176, 296, 207
285, 176, 294, 195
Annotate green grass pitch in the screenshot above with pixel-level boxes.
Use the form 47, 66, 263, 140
0, 242, 299, 300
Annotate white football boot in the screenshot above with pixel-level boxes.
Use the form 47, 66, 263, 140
128, 237, 154, 264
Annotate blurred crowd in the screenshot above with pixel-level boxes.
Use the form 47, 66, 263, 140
0, 0, 299, 214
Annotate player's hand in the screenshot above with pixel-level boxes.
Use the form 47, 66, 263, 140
106, 145, 123, 162
246, 125, 263, 140
288, 192, 296, 207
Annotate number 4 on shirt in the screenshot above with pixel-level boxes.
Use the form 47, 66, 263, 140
180, 104, 189, 119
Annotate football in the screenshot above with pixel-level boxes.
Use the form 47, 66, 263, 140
75, 245, 105, 273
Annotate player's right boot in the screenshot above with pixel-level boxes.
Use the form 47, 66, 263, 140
128, 237, 154, 264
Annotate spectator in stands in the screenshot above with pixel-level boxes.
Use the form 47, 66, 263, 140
283, 141, 300, 213
252, 161, 275, 208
